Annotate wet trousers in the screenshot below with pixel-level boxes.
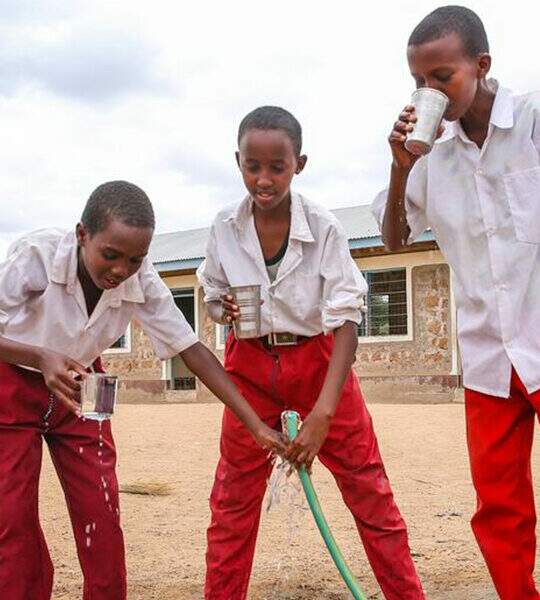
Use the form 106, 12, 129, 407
466, 368, 540, 600
0, 361, 126, 600
205, 334, 424, 600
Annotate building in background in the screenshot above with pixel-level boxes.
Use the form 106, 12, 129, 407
104, 205, 461, 404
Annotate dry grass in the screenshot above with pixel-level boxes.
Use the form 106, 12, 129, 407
119, 481, 174, 496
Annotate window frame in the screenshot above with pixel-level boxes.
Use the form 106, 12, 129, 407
103, 323, 132, 354
215, 322, 233, 351
358, 266, 413, 344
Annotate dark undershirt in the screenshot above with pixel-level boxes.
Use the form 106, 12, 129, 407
264, 231, 289, 266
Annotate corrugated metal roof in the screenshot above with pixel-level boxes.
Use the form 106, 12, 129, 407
149, 204, 379, 265
332, 204, 380, 240
149, 226, 209, 263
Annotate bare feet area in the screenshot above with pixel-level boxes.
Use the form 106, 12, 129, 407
40, 402, 539, 599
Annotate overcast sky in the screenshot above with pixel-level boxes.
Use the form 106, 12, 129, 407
1, 0, 538, 258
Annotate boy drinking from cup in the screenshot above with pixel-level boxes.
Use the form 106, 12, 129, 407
198, 106, 425, 599
0, 180, 285, 600
373, 6, 540, 598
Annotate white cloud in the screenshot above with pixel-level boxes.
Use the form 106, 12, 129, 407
1, 0, 539, 259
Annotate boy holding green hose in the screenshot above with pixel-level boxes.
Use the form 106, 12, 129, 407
198, 106, 425, 599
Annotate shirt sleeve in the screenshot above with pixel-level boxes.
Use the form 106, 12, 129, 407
0, 242, 49, 334
133, 261, 198, 360
320, 220, 367, 334
196, 224, 229, 303
371, 157, 429, 244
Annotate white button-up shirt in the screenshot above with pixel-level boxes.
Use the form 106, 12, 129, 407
0, 229, 198, 367
197, 193, 367, 336
373, 86, 540, 397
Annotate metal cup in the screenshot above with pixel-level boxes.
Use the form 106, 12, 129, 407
80, 373, 118, 421
405, 88, 449, 156
229, 284, 262, 339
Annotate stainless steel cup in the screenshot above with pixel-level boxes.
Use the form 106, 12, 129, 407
405, 88, 449, 156
80, 373, 118, 421
229, 284, 262, 339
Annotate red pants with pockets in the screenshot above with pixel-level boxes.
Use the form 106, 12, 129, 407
205, 334, 424, 600
0, 361, 126, 600
466, 368, 540, 600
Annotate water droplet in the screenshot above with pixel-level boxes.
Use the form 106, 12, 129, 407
85, 524, 91, 534
92, 522, 96, 531
104, 492, 109, 502
86, 536, 91, 547
79, 447, 84, 454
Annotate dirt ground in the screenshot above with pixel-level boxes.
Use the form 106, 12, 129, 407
40, 402, 540, 599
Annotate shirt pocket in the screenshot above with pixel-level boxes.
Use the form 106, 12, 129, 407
503, 166, 540, 244
293, 271, 322, 321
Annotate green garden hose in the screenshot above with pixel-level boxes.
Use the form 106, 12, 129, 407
283, 410, 367, 600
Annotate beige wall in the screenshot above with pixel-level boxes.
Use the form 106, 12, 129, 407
105, 249, 459, 404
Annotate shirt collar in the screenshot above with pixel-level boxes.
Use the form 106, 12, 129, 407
435, 84, 514, 145
50, 230, 145, 304
224, 192, 315, 243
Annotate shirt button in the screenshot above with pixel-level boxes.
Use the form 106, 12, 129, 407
476, 168, 483, 175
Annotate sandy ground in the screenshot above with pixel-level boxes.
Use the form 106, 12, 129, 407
39, 402, 540, 599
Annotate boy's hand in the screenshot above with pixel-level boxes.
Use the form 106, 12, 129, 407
285, 410, 331, 472
389, 105, 445, 170
220, 294, 240, 323
37, 348, 87, 414
252, 422, 288, 456
220, 294, 264, 324
389, 105, 419, 170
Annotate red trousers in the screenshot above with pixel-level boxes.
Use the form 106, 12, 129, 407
466, 369, 540, 600
205, 334, 424, 600
0, 361, 126, 600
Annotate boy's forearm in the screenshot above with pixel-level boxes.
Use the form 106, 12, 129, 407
0, 335, 44, 369
179, 341, 262, 433
312, 321, 358, 419
382, 164, 412, 252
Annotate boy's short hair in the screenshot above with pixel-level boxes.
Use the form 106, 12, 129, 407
238, 106, 302, 156
408, 5, 489, 57
81, 180, 155, 236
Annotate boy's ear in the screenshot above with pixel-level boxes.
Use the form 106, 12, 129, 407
235, 151, 241, 169
295, 155, 308, 174
477, 53, 491, 79
76, 222, 87, 246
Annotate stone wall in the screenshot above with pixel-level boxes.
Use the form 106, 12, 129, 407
103, 321, 165, 403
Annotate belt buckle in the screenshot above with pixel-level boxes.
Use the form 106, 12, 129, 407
269, 332, 298, 346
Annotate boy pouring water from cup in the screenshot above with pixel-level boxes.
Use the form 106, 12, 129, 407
0, 180, 285, 600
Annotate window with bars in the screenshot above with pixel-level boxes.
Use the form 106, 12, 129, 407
358, 269, 408, 338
